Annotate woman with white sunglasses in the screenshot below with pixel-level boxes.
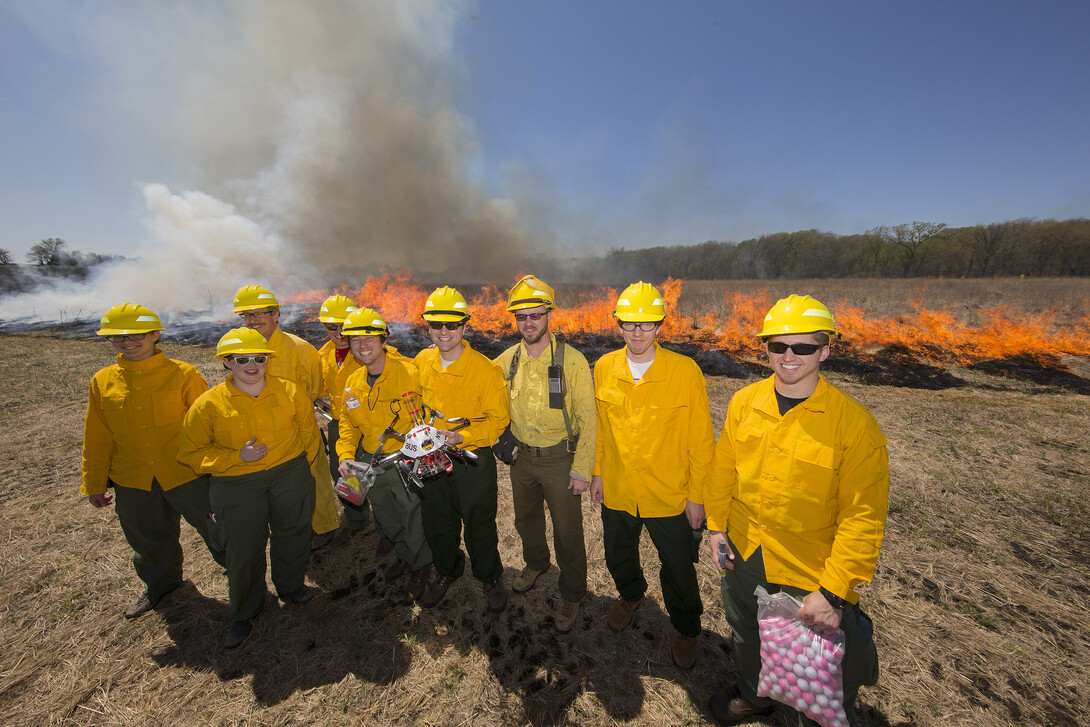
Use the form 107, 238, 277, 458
178, 327, 320, 649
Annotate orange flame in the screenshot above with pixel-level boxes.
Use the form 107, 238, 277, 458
292, 273, 1090, 365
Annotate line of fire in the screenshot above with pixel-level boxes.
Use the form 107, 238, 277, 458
4, 273, 1089, 393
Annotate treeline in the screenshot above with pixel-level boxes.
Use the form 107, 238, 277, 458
592, 218, 1090, 282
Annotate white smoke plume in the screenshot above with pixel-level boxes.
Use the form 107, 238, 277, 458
2, 0, 532, 322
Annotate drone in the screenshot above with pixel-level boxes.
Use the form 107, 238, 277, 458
334, 390, 478, 504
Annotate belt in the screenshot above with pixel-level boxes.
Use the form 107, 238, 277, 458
516, 438, 577, 457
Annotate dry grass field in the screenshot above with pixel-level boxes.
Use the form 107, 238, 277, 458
1, 278, 1088, 727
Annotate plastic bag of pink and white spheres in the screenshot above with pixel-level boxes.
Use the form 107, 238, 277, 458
755, 586, 849, 727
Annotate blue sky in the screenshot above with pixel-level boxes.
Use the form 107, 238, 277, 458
2, 1, 1089, 262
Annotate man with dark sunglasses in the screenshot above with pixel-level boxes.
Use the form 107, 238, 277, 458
590, 282, 715, 671
414, 286, 510, 613
704, 294, 889, 726
233, 284, 343, 550
494, 275, 596, 634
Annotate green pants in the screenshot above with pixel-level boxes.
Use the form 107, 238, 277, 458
419, 448, 503, 584
601, 506, 703, 637
510, 444, 587, 601
209, 454, 315, 622
113, 476, 225, 596
356, 443, 432, 570
720, 538, 879, 726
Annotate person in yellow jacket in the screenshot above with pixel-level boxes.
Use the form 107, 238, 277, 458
414, 286, 510, 613
590, 282, 715, 671
316, 294, 375, 538
704, 295, 889, 726
494, 275, 596, 634
178, 328, 321, 649
335, 307, 433, 603
233, 284, 343, 549
81, 303, 225, 619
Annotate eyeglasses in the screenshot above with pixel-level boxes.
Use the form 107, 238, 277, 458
323, 323, 343, 332
429, 321, 464, 331
767, 341, 824, 356
514, 312, 546, 323
230, 355, 268, 365
107, 333, 149, 343
618, 321, 659, 332
239, 308, 277, 320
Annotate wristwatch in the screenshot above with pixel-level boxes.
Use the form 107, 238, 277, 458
819, 586, 849, 610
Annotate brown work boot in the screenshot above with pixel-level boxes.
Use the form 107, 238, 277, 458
607, 595, 644, 632
420, 573, 459, 608
402, 564, 432, 605
708, 684, 775, 725
671, 630, 698, 670
555, 598, 580, 634
124, 591, 161, 619
385, 559, 410, 583
512, 563, 551, 593
485, 577, 508, 614
376, 536, 394, 559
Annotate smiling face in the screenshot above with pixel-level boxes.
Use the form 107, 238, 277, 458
618, 320, 661, 362
223, 354, 268, 388
765, 333, 830, 397
239, 307, 280, 339
428, 320, 466, 359
111, 331, 160, 362
349, 334, 386, 373
325, 322, 349, 350
514, 306, 550, 347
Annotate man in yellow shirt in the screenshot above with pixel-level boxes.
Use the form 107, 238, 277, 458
494, 275, 595, 634
414, 287, 510, 613
233, 285, 344, 549
704, 295, 889, 726
81, 303, 225, 619
590, 282, 715, 670
336, 307, 433, 603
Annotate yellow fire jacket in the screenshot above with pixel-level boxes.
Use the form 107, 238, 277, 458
494, 334, 597, 481
328, 345, 412, 421
318, 340, 355, 421
81, 351, 209, 495
593, 343, 715, 517
705, 375, 889, 604
337, 354, 421, 460
267, 326, 323, 402
414, 341, 509, 451
178, 375, 321, 477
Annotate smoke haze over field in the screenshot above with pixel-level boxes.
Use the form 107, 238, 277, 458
1, 0, 533, 321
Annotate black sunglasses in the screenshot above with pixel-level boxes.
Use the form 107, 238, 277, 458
767, 341, 824, 356
429, 321, 463, 331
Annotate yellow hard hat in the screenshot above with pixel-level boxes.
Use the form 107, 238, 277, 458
506, 274, 556, 312
342, 307, 389, 336
232, 284, 280, 313
215, 327, 276, 358
758, 294, 837, 338
614, 282, 666, 322
96, 303, 165, 336
319, 295, 357, 323
422, 286, 470, 322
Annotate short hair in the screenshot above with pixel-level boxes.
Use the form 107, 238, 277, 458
813, 332, 830, 346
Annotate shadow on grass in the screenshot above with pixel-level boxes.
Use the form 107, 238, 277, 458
150, 529, 412, 707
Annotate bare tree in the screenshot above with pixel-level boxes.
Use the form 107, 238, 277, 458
0, 249, 13, 265
883, 222, 947, 276
26, 238, 67, 266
